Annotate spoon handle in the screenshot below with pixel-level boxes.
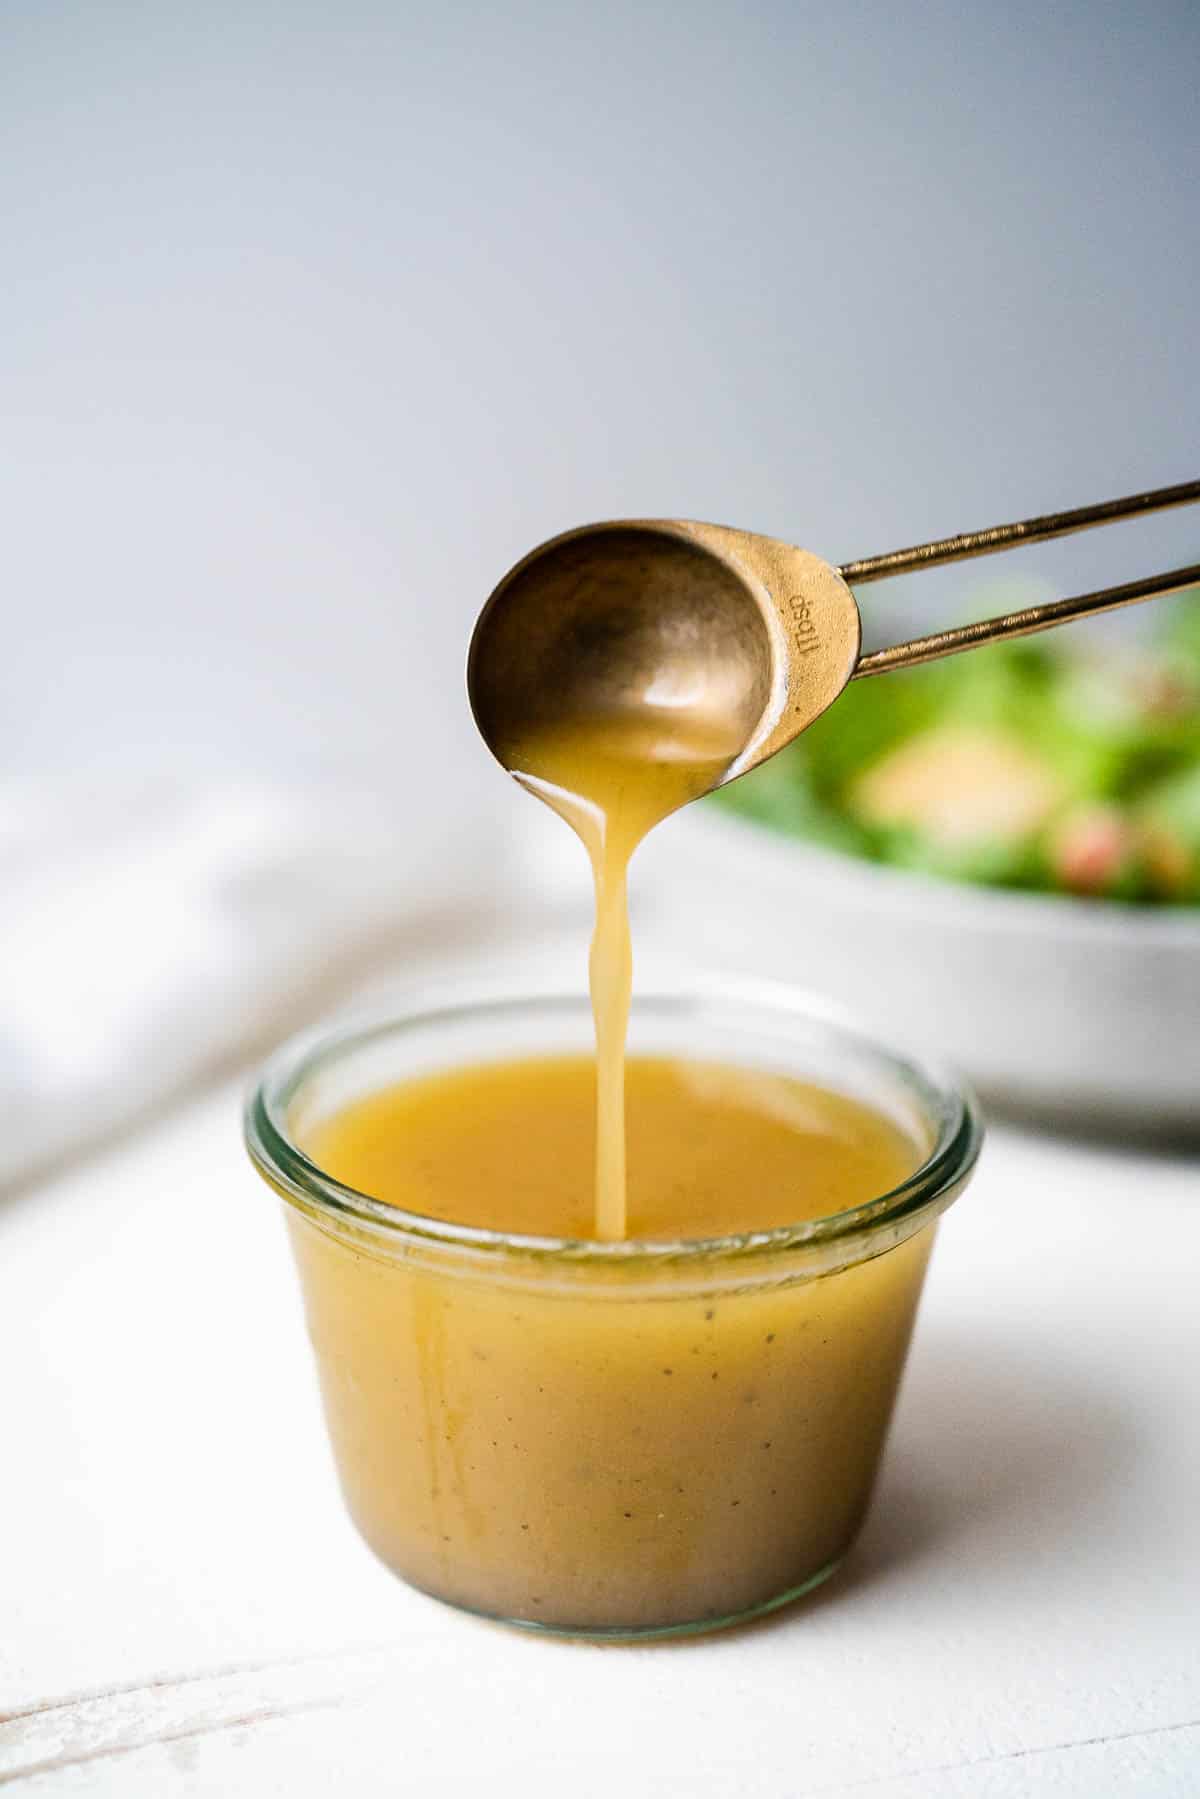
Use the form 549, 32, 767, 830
839, 478, 1200, 586
852, 564, 1200, 679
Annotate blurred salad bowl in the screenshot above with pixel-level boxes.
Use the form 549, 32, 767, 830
640, 597, 1200, 1136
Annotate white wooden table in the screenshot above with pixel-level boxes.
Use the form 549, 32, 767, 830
3, 1076, 1198, 1796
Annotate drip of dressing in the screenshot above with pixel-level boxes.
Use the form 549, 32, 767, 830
505, 707, 746, 1240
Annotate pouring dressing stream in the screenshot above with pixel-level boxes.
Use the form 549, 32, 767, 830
499, 710, 749, 1239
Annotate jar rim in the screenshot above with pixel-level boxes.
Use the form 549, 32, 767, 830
245, 976, 982, 1269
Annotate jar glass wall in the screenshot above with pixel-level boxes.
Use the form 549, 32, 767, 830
245, 981, 981, 1639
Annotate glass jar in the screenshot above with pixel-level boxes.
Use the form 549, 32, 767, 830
245, 980, 981, 1639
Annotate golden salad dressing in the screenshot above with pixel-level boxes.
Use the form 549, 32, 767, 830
296, 1055, 927, 1632
307, 1052, 917, 1242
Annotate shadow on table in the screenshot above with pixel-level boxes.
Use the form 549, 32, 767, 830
647, 1324, 1136, 1653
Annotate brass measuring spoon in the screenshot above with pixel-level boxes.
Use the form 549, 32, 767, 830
469, 479, 1200, 787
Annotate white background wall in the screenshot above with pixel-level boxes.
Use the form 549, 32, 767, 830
5, 0, 1198, 854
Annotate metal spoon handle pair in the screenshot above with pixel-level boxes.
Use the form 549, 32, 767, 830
845, 478, 1200, 678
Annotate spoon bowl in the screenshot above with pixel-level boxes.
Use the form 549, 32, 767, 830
468, 520, 862, 788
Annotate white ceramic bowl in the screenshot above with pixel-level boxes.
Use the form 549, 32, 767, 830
636, 806, 1200, 1138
